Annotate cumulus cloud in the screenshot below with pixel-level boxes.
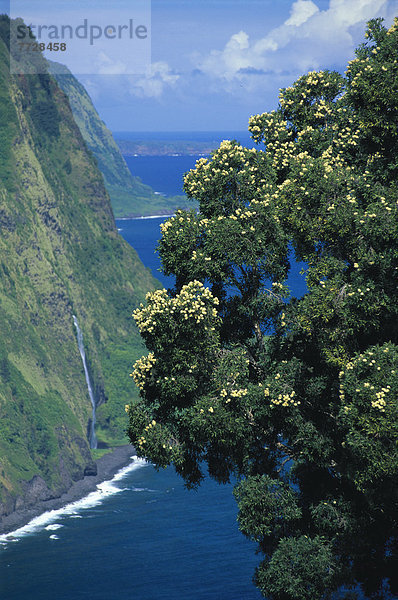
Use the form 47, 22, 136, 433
128, 61, 180, 98
285, 0, 320, 26
96, 52, 128, 75
195, 0, 395, 87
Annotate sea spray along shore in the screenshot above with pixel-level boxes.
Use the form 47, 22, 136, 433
0, 454, 148, 544
117, 214, 175, 220
0, 446, 140, 536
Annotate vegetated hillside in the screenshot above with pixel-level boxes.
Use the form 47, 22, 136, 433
0, 16, 158, 519
48, 60, 194, 218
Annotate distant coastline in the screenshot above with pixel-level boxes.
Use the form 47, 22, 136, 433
116, 139, 214, 157
113, 130, 255, 157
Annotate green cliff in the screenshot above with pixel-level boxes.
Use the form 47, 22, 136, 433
0, 17, 156, 519
48, 61, 193, 218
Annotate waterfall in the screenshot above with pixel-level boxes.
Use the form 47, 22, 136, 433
72, 315, 98, 449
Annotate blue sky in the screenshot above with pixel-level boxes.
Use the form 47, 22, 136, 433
3, 0, 398, 131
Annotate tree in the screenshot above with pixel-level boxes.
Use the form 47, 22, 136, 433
127, 18, 398, 599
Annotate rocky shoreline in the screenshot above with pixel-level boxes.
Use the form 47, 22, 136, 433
0, 445, 136, 536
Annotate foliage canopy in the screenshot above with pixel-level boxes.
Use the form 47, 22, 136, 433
127, 19, 398, 599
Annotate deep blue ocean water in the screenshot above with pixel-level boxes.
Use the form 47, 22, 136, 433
124, 155, 201, 196
117, 217, 174, 289
0, 460, 261, 600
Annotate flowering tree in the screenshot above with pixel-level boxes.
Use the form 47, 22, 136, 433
127, 19, 398, 599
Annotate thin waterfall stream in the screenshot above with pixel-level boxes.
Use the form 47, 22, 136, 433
72, 315, 98, 449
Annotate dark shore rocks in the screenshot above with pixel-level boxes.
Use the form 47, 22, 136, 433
83, 462, 98, 476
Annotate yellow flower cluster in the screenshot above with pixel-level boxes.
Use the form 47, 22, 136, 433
183, 141, 260, 198
195, 157, 209, 169
133, 281, 219, 333
160, 216, 175, 234
313, 99, 333, 120
137, 420, 160, 450
346, 285, 373, 298
218, 384, 248, 405
137, 436, 146, 447
270, 140, 296, 170
271, 390, 300, 408
249, 112, 292, 147
131, 353, 157, 390
278, 71, 340, 115
230, 388, 248, 398
263, 384, 300, 408
371, 387, 390, 412
339, 345, 397, 414
133, 289, 169, 333
236, 208, 256, 219
297, 126, 315, 139
248, 114, 265, 139
387, 17, 398, 35
160, 210, 200, 239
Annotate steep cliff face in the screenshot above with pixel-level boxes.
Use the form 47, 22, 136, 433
0, 17, 157, 517
48, 61, 193, 218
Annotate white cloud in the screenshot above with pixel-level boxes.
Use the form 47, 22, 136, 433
285, 0, 320, 27
128, 62, 180, 98
195, 0, 395, 88
328, 0, 387, 26
96, 52, 128, 75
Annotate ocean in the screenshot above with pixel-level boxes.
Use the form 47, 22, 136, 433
124, 155, 200, 196
0, 459, 261, 600
116, 216, 174, 289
